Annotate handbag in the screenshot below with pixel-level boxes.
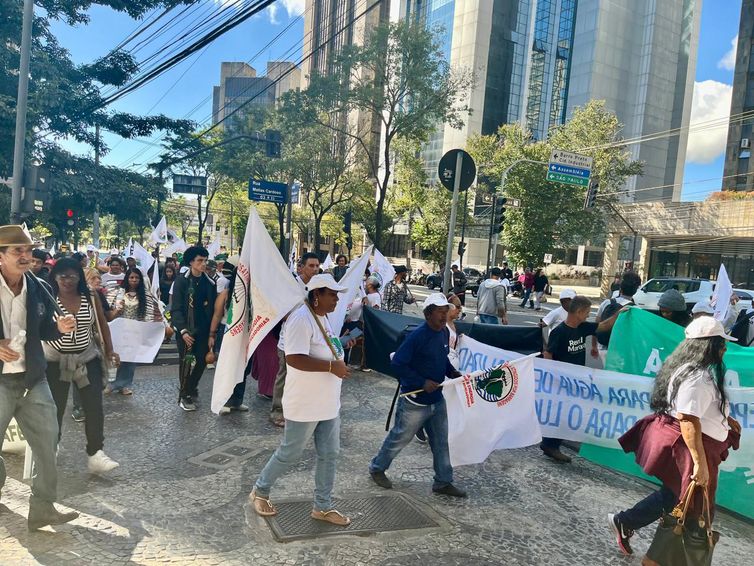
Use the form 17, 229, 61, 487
645, 480, 719, 566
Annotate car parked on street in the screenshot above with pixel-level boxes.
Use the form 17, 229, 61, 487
633, 277, 715, 311
426, 267, 483, 294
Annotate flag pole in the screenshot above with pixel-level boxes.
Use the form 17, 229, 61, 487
398, 352, 540, 398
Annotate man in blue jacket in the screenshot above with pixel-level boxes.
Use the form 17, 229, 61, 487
369, 293, 466, 497
0, 224, 79, 530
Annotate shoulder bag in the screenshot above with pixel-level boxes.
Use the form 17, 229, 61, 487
644, 480, 719, 566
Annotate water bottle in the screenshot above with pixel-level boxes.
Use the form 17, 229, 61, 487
107, 361, 118, 383
9, 330, 26, 354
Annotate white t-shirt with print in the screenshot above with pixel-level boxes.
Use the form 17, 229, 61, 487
282, 304, 344, 422
668, 365, 730, 442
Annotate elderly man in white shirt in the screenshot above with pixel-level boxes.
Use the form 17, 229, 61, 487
0, 225, 79, 530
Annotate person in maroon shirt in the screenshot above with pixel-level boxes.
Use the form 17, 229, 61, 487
519, 267, 535, 309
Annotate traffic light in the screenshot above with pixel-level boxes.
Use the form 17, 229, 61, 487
457, 241, 467, 257
343, 210, 353, 250
65, 208, 75, 228
584, 181, 599, 209
492, 197, 507, 234
265, 129, 282, 158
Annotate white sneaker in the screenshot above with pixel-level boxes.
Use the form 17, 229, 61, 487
88, 450, 120, 474
207, 363, 216, 369
218, 406, 231, 415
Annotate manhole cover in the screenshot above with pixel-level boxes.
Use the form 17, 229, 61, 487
262, 492, 440, 542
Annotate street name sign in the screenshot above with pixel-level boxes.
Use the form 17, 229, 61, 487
249, 178, 288, 204
547, 150, 592, 187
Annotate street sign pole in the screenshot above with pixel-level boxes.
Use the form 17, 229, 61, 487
285, 178, 293, 260
10, 0, 33, 224
443, 151, 464, 295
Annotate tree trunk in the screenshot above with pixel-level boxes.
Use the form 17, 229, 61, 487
314, 213, 323, 260
196, 195, 204, 244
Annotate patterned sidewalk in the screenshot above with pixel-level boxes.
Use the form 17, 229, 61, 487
1, 365, 752, 565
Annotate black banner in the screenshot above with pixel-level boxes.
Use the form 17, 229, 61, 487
363, 308, 543, 378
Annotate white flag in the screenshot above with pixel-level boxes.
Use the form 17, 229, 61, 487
371, 248, 395, 293
164, 238, 188, 257
712, 264, 733, 323
329, 245, 373, 337
321, 253, 334, 271
207, 238, 221, 259
149, 216, 168, 245
125, 238, 134, 258
166, 228, 178, 244
288, 247, 297, 274
444, 337, 541, 466
211, 207, 306, 414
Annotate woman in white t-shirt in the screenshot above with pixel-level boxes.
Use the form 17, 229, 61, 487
608, 317, 742, 558
250, 274, 352, 527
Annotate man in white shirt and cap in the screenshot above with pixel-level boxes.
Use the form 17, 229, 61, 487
0, 225, 79, 530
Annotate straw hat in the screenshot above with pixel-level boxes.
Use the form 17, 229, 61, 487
0, 224, 40, 247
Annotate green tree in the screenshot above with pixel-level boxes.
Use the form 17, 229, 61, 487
306, 21, 472, 250
466, 101, 642, 267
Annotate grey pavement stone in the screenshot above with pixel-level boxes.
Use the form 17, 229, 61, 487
0, 363, 752, 565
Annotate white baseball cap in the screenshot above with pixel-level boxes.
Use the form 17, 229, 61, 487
423, 292, 450, 310
685, 316, 737, 341
691, 300, 714, 315
305, 273, 347, 293
86, 244, 96, 252
559, 288, 577, 299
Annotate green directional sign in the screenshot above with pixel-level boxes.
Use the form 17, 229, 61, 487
546, 171, 589, 187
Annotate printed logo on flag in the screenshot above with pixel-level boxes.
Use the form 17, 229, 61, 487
474, 364, 519, 407
226, 264, 250, 337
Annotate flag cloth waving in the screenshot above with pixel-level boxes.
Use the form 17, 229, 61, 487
371, 248, 395, 293
211, 206, 306, 414
148, 216, 168, 246
712, 263, 732, 323
329, 245, 373, 336
321, 253, 334, 271
444, 340, 541, 466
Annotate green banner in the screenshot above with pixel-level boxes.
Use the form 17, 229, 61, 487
581, 308, 754, 519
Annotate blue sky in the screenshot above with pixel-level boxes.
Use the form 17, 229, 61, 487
51, 0, 741, 201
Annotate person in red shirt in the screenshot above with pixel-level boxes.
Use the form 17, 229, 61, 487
519, 267, 535, 309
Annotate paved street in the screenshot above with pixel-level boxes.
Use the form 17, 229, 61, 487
1, 361, 753, 565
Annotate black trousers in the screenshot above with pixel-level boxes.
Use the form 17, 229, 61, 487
47, 358, 105, 457
177, 334, 208, 399
617, 485, 676, 530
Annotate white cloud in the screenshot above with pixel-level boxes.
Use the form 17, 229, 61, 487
281, 0, 305, 17
267, 3, 279, 24
685, 80, 733, 164
718, 35, 738, 71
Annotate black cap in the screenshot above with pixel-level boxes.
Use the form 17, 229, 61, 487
394, 265, 407, 274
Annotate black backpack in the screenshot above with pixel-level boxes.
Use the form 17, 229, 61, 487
595, 298, 628, 347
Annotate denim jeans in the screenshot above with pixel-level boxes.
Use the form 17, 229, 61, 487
225, 375, 246, 408
534, 291, 545, 309
370, 397, 453, 488
112, 361, 136, 391
520, 288, 533, 307
47, 359, 105, 456
478, 314, 499, 324
255, 417, 341, 511
541, 437, 562, 450
0, 374, 60, 504
617, 485, 676, 530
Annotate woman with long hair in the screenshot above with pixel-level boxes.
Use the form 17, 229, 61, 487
250, 274, 352, 526
44, 258, 120, 473
608, 317, 741, 558
160, 264, 177, 306
107, 268, 161, 395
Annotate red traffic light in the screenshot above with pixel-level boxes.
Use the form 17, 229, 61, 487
66, 209, 74, 218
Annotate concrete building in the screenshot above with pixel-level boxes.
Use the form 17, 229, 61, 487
211, 61, 301, 131
723, 0, 754, 191
568, 0, 701, 202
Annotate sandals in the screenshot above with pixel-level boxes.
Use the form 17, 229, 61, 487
249, 488, 277, 516
121, 388, 133, 396
311, 509, 351, 527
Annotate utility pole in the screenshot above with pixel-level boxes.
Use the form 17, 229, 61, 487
230, 197, 234, 252
442, 152, 464, 294
93, 124, 101, 248
10, 0, 34, 224
285, 179, 294, 259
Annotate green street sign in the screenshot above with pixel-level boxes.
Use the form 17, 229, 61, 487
546, 171, 590, 187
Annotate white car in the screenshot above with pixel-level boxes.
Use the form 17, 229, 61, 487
733, 289, 754, 314
633, 278, 715, 311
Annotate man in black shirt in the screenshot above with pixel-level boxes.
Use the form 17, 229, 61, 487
541, 296, 625, 462
501, 262, 513, 282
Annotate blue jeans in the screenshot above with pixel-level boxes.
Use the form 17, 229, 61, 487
112, 361, 136, 391
478, 314, 499, 324
0, 374, 60, 504
618, 485, 676, 530
225, 375, 246, 407
255, 417, 341, 511
370, 397, 453, 488
520, 288, 533, 306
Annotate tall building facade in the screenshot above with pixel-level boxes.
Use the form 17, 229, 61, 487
567, 0, 701, 202
404, 0, 700, 202
723, 0, 754, 192
211, 61, 301, 131
403, 0, 578, 180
